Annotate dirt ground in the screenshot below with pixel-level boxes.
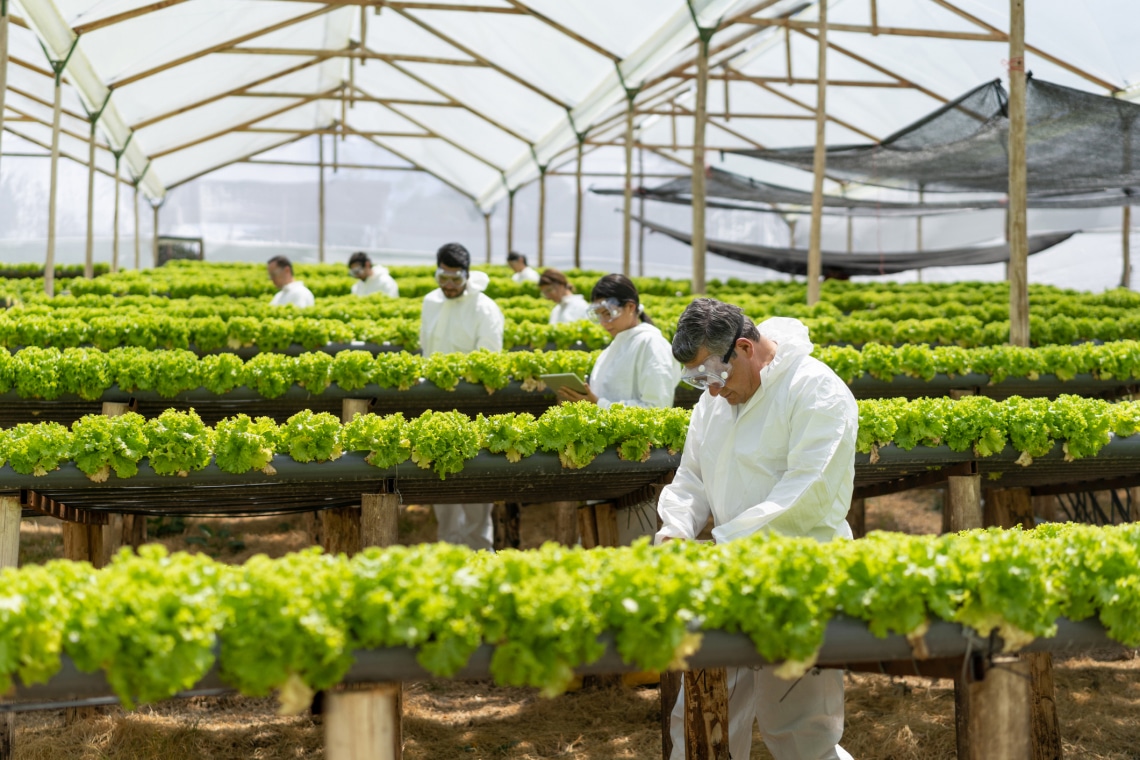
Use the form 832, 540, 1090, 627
10, 492, 1140, 759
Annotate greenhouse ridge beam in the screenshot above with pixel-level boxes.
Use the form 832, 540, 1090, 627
679, 73, 913, 88
70, 0, 192, 36
107, 5, 338, 89
500, 0, 621, 62
738, 16, 1002, 42
929, 0, 1120, 93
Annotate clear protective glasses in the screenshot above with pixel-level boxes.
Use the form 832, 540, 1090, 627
434, 268, 467, 287
349, 265, 365, 277
586, 298, 623, 323
680, 318, 745, 390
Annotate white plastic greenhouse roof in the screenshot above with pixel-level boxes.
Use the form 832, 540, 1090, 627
4, 0, 1139, 211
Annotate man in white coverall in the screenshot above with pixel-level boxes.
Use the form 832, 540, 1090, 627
420, 242, 504, 551
267, 255, 315, 308
657, 298, 857, 760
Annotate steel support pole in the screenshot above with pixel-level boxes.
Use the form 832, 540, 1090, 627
45, 77, 63, 298
691, 35, 710, 295
574, 136, 584, 269
806, 0, 828, 306
1007, 0, 1029, 346
318, 134, 326, 263
84, 122, 97, 279
622, 95, 634, 277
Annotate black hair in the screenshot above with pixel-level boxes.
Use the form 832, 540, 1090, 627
267, 255, 292, 273
591, 273, 652, 324
507, 251, 527, 265
348, 251, 371, 268
436, 243, 470, 271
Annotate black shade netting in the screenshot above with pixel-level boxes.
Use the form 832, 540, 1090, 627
633, 216, 1075, 277
733, 78, 1140, 196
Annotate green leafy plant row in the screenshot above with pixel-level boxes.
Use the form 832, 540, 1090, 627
1, 524, 1137, 711
5, 395, 1140, 481
0, 347, 598, 400
1, 403, 691, 480
0, 263, 109, 280
1, 307, 1136, 352
4, 341, 1140, 404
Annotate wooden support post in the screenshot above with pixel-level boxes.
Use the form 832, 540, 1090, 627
537, 166, 546, 267
325, 683, 402, 760
96, 402, 130, 565
122, 514, 147, 549
361, 493, 398, 549
683, 668, 729, 760
318, 134, 327, 264
507, 188, 515, 255
916, 186, 924, 283
594, 502, 620, 547
847, 497, 865, 538
319, 398, 374, 553
982, 487, 1061, 760
691, 34, 710, 295
45, 76, 62, 297
945, 471, 982, 533
152, 204, 160, 267
1123, 204, 1132, 289
111, 157, 122, 272
660, 671, 682, 760
491, 502, 521, 551
638, 142, 646, 276
577, 504, 599, 549
806, 0, 828, 306
483, 211, 491, 265
574, 136, 584, 269
0, 494, 18, 759
0, 495, 19, 570
133, 185, 141, 269
0, 1, 8, 178
85, 122, 97, 279
962, 655, 1032, 760
1007, 0, 1029, 347
622, 94, 635, 277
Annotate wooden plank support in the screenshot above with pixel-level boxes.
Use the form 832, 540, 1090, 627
577, 504, 599, 549
21, 491, 108, 526
660, 671, 682, 760
0, 494, 18, 760
847, 497, 865, 538
961, 654, 1032, 760
1007, 0, 1029, 347
690, 28, 710, 295
325, 683, 402, 760
805, 0, 828, 306
683, 668, 729, 759
317, 398, 375, 552
491, 502, 521, 551
944, 465, 981, 533
984, 487, 1061, 760
593, 503, 620, 548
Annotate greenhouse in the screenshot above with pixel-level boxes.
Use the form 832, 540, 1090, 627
1, 2, 1139, 759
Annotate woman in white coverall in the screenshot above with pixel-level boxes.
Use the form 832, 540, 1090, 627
554, 274, 680, 408
419, 243, 504, 551
656, 298, 857, 760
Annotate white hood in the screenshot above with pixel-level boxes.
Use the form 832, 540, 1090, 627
467, 270, 490, 293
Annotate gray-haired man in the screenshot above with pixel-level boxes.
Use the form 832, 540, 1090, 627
657, 298, 857, 760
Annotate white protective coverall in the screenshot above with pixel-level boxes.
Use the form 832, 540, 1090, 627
511, 266, 541, 284
269, 280, 315, 309
352, 267, 399, 298
656, 317, 857, 760
590, 321, 681, 409
548, 293, 589, 324
419, 270, 504, 551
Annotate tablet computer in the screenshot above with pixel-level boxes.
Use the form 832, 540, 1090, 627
539, 373, 588, 394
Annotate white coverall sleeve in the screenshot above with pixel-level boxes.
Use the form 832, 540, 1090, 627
474, 300, 504, 352
710, 388, 855, 544
655, 402, 711, 542
596, 335, 680, 409
419, 298, 432, 356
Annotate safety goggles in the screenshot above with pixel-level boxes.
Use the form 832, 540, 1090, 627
434, 268, 467, 286
586, 298, 623, 323
349, 265, 365, 277
680, 319, 744, 390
